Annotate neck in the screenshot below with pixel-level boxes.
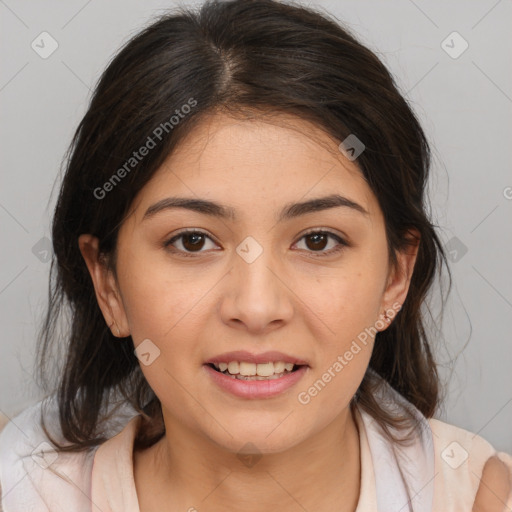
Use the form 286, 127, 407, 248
134, 406, 361, 512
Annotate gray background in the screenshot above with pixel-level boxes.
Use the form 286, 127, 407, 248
1, 0, 511, 452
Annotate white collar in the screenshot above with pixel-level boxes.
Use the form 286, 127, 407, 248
357, 372, 436, 511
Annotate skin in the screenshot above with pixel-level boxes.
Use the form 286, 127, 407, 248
79, 111, 420, 512
473, 456, 512, 512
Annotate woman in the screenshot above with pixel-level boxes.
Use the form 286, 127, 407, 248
0, 0, 510, 510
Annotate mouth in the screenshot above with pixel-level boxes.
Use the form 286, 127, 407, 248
206, 361, 305, 381
203, 351, 309, 399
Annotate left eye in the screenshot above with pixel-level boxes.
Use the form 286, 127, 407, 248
163, 229, 347, 257
293, 230, 347, 256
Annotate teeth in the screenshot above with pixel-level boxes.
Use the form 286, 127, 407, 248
233, 373, 285, 381
239, 362, 257, 376
211, 360, 299, 377
273, 361, 285, 373
227, 361, 239, 374
255, 362, 274, 377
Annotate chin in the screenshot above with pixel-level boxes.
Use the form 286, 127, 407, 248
205, 417, 307, 455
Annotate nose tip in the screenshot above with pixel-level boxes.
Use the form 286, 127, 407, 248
219, 244, 294, 333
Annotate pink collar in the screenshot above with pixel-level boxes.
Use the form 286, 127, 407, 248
90, 376, 435, 512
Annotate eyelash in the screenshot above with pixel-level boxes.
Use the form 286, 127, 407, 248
163, 228, 348, 258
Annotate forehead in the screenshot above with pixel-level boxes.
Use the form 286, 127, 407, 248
129, 111, 380, 222
168, 110, 362, 178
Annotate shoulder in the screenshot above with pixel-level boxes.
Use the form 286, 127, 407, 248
0, 396, 96, 511
0, 394, 66, 461
428, 417, 512, 511
0, 395, 140, 510
473, 454, 512, 512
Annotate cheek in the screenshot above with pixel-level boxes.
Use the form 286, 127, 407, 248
295, 271, 380, 418
117, 262, 209, 399
117, 247, 210, 342
294, 253, 386, 405
303, 264, 386, 346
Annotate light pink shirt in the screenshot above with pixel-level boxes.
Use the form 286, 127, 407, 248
1, 386, 511, 511
89, 408, 512, 511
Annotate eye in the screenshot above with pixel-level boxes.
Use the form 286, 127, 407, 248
293, 230, 348, 257
163, 228, 348, 258
163, 229, 219, 256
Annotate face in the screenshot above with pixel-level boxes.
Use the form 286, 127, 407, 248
80, 111, 417, 455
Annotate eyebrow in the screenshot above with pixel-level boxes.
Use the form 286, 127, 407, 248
143, 194, 369, 222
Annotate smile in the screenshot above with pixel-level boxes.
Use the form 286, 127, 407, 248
203, 362, 308, 399
210, 360, 297, 379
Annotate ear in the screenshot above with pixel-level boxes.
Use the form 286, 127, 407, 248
377, 229, 420, 331
78, 234, 130, 338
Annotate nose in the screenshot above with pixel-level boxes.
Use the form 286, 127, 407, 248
219, 243, 294, 334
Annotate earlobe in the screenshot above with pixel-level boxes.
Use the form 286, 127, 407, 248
77, 234, 129, 338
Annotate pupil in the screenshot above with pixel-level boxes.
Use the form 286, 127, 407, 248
183, 233, 204, 251
307, 233, 327, 251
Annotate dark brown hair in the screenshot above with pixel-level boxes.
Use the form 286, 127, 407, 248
37, 0, 451, 452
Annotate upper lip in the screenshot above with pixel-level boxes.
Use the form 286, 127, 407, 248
205, 350, 309, 366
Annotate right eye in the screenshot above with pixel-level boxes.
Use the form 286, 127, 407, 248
163, 229, 220, 256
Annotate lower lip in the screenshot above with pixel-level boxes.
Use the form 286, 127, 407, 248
203, 364, 308, 399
